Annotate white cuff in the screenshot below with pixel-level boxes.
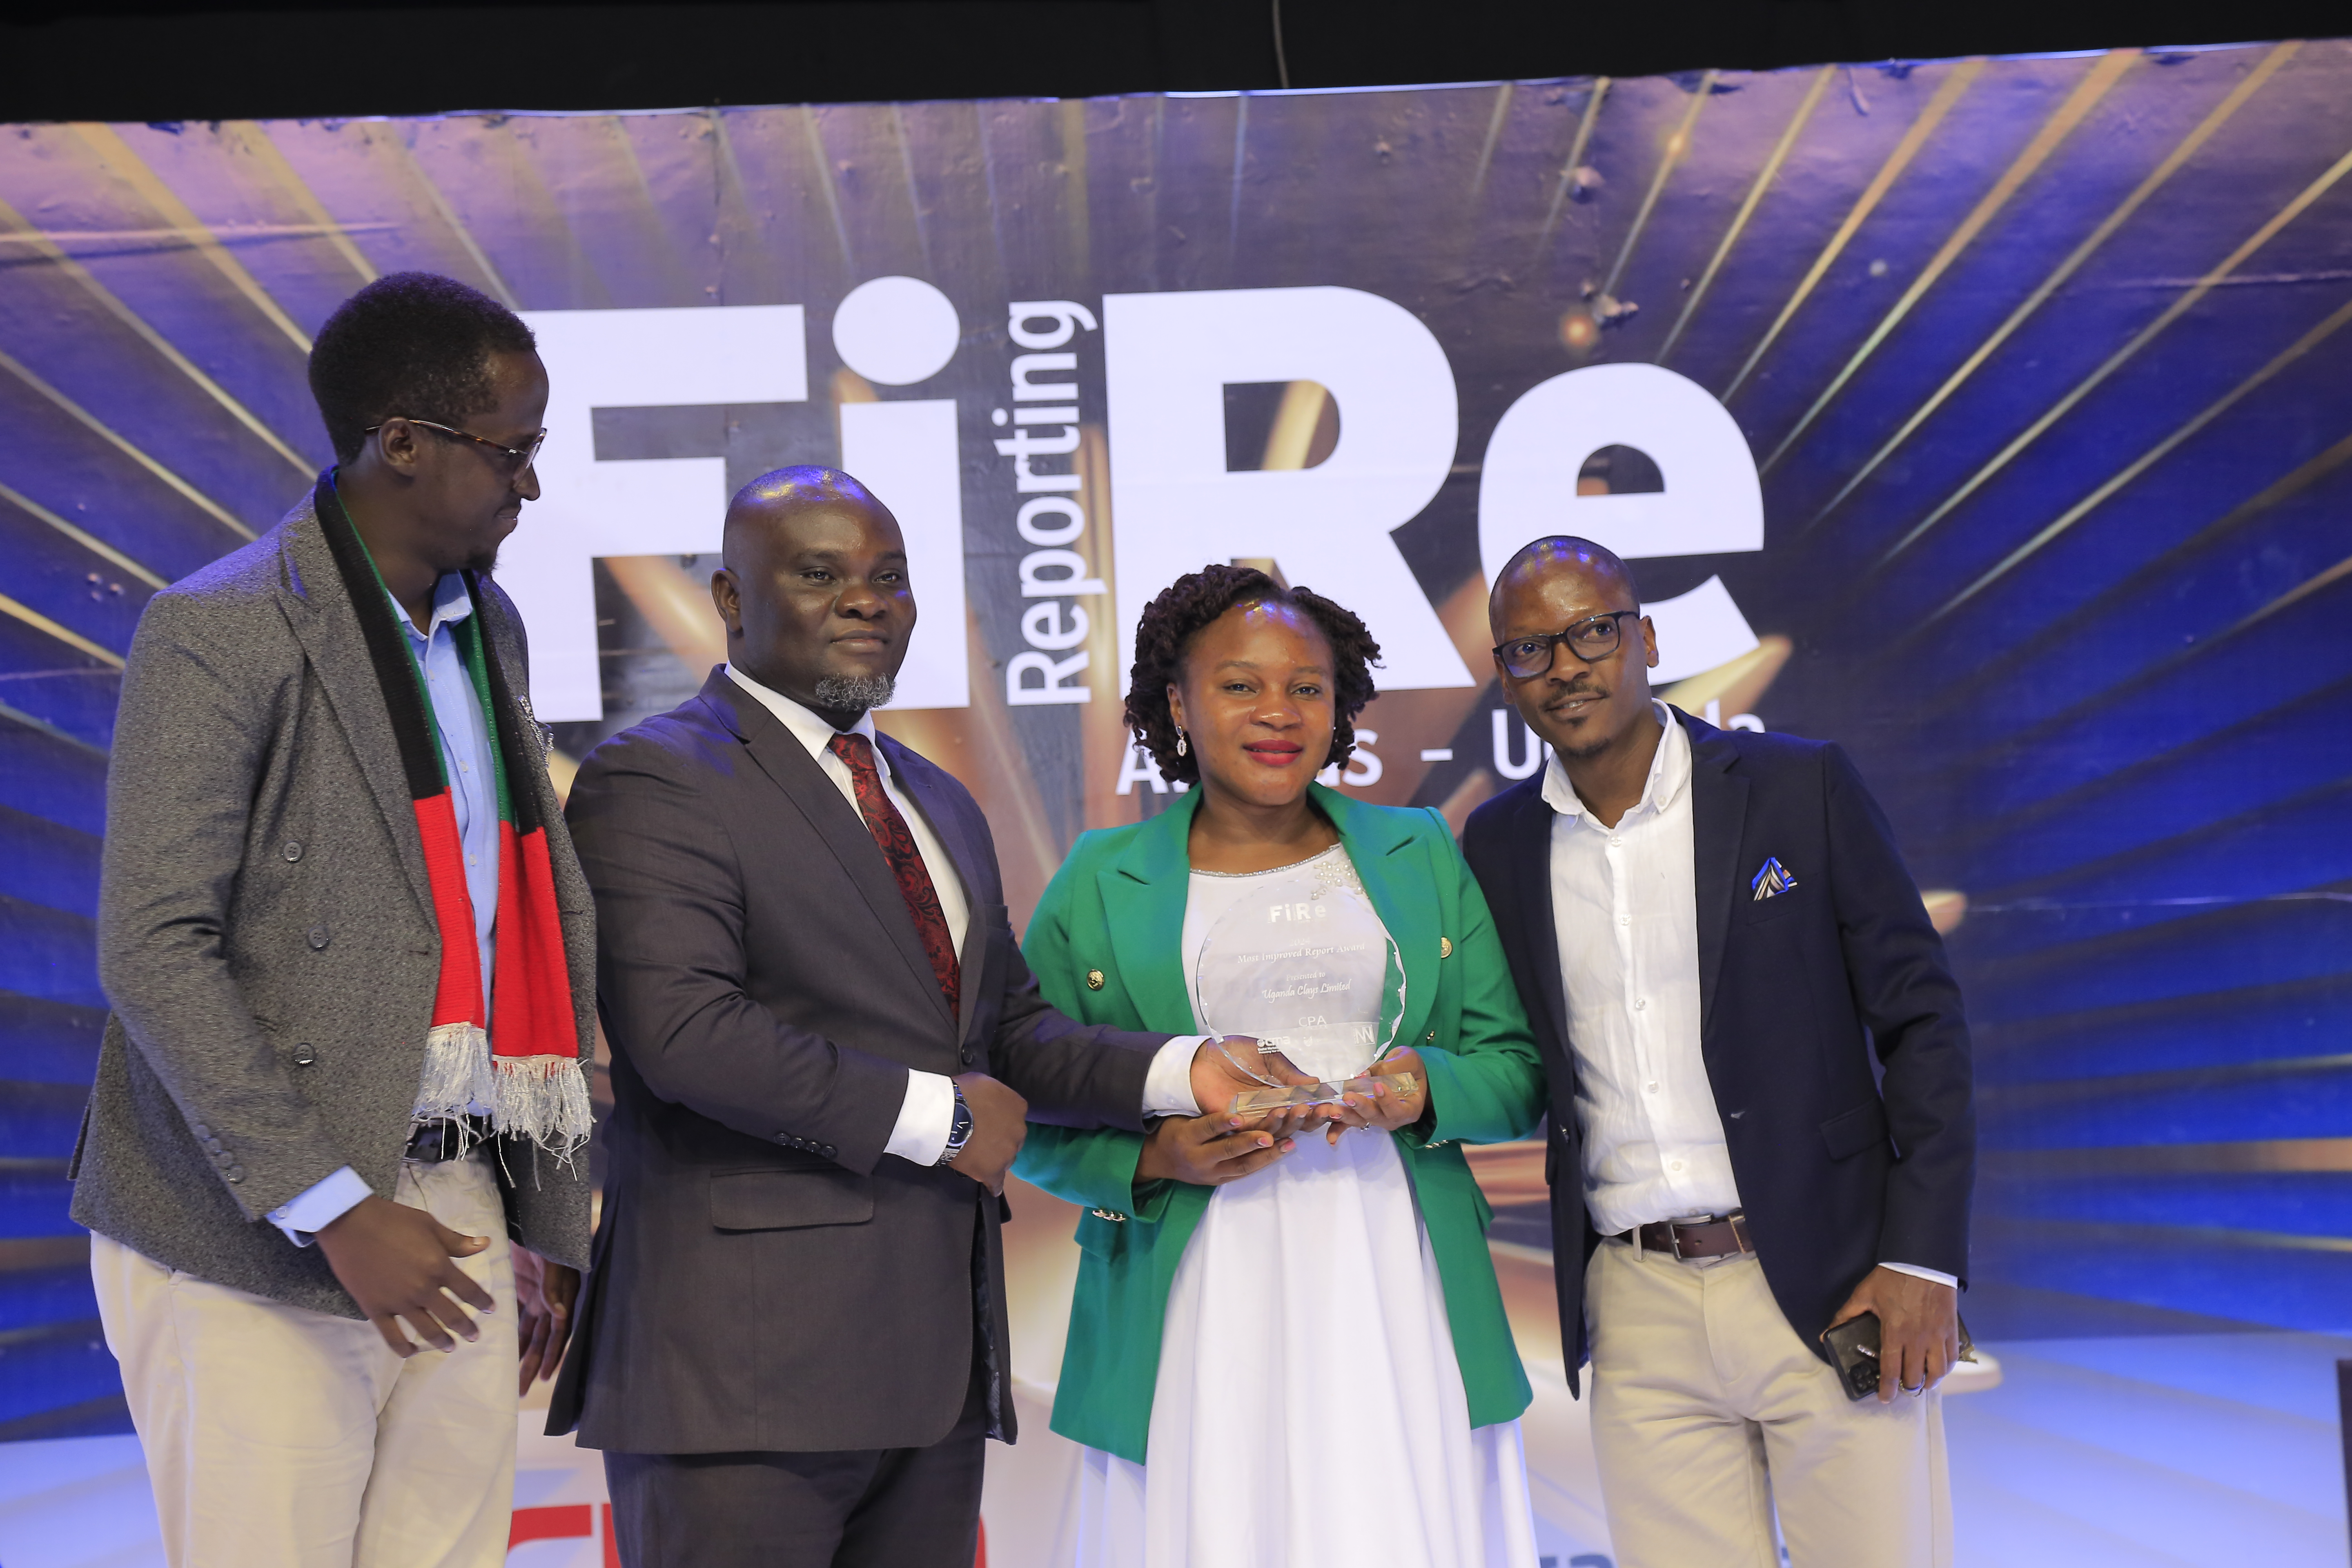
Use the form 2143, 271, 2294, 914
1881, 1261, 1959, 1290
1143, 1037, 1207, 1119
886, 1069, 957, 1166
269, 1166, 372, 1247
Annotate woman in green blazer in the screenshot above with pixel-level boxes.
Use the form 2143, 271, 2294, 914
1015, 566, 1547, 1568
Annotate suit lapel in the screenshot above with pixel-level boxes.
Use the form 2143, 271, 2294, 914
701, 676, 956, 1032
1508, 782, 1574, 1056
1100, 794, 1198, 1032
879, 736, 990, 1039
1684, 711, 1749, 1041
274, 499, 437, 926
1319, 788, 1436, 1058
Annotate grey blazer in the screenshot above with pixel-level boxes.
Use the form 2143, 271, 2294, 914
69, 488, 597, 1316
550, 670, 1164, 1455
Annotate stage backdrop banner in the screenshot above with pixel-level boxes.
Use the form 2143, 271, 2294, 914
2, 38, 2350, 1565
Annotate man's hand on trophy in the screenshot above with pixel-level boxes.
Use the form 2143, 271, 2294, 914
1321, 1048, 1426, 1145
1188, 1035, 1317, 1117
1134, 1102, 1313, 1191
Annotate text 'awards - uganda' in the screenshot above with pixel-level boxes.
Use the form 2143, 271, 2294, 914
1191, 864, 1417, 1117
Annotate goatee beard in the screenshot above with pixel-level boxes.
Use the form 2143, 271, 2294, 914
813, 673, 896, 713
465, 542, 501, 577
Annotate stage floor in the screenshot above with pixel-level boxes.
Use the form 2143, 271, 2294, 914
0, 1332, 2342, 1567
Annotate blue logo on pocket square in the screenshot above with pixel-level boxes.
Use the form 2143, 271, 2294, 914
1751, 856, 1798, 900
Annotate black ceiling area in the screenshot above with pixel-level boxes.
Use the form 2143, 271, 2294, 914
0, 0, 2346, 122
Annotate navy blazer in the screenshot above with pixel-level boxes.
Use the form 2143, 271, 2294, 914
1461, 708, 1974, 1388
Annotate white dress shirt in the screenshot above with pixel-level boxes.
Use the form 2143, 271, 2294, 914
726, 667, 1203, 1164
1546, 702, 1952, 1287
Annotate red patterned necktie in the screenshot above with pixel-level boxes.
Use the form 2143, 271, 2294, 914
828, 731, 961, 1019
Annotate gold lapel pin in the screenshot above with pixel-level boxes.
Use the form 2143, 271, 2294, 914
1439, 937, 1453, 959
1085, 968, 1106, 990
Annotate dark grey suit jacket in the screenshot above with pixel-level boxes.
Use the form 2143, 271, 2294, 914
69, 489, 598, 1314
551, 670, 1165, 1454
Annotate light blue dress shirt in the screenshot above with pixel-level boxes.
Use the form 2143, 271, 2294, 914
269, 572, 501, 1241
401, 570, 501, 994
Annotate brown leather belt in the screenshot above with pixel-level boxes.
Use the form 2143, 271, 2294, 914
1617, 1212, 1754, 1261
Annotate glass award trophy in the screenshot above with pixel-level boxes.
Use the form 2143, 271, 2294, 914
1191, 864, 1417, 1117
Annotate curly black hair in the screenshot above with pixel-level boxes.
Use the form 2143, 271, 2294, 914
308, 273, 537, 463
1126, 564, 1383, 786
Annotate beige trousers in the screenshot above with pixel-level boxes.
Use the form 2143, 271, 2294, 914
92, 1152, 519, 1568
1586, 1239, 1950, 1568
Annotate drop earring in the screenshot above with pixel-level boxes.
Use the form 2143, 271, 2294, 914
1175, 726, 1188, 757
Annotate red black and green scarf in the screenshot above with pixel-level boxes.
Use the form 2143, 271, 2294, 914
315, 475, 589, 1159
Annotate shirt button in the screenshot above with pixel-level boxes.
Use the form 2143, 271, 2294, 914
293, 1044, 316, 1066
308, 926, 330, 950
1669, 1160, 1684, 1172
226, 1165, 245, 1183
1646, 1082, 1659, 1093
821, 1145, 837, 1160
282, 840, 303, 863
1619, 915, 1630, 926
960, 1049, 975, 1065
1609, 837, 1623, 848
1634, 998, 1647, 1011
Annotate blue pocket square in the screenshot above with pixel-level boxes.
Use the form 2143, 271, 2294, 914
1751, 856, 1798, 900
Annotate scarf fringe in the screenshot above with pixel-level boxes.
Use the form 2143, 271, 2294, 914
414, 1022, 592, 1163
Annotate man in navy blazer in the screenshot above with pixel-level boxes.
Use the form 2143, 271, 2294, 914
1462, 536, 1973, 1568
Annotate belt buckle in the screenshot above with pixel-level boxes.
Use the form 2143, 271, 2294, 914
1666, 1212, 1744, 1262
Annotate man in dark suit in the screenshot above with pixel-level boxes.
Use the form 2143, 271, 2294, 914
1462, 536, 1974, 1568
553, 467, 1274, 1567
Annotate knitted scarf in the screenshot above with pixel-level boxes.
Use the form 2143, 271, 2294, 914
314, 476, 590, 1159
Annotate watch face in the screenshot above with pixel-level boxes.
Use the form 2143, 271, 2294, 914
943, 1092, 975, 1163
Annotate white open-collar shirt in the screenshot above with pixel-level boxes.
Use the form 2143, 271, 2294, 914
1546, 702, 1949, 1285
1545, 702, 1735, 1236
727, 666, 1200, 1162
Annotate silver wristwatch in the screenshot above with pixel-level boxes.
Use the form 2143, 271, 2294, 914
938, 1082, 974, 1166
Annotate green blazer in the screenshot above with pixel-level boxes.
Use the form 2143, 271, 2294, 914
1014, 785, 1546, 1463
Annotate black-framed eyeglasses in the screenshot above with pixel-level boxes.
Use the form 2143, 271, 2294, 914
364, 417, 546, 474
1493, 610, 1642, 679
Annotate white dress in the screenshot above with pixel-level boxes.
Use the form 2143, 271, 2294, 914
1066, 845, 1539, 1568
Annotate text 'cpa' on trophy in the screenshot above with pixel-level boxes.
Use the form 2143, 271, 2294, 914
1190, 864, 1419, 1117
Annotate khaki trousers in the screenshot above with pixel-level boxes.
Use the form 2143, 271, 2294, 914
92, 1153, 519, 1568
1586, 1239, 1950, 1568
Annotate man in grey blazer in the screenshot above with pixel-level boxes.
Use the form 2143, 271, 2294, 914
72, 273, 597, 1568
555, 466, 1278, 1567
